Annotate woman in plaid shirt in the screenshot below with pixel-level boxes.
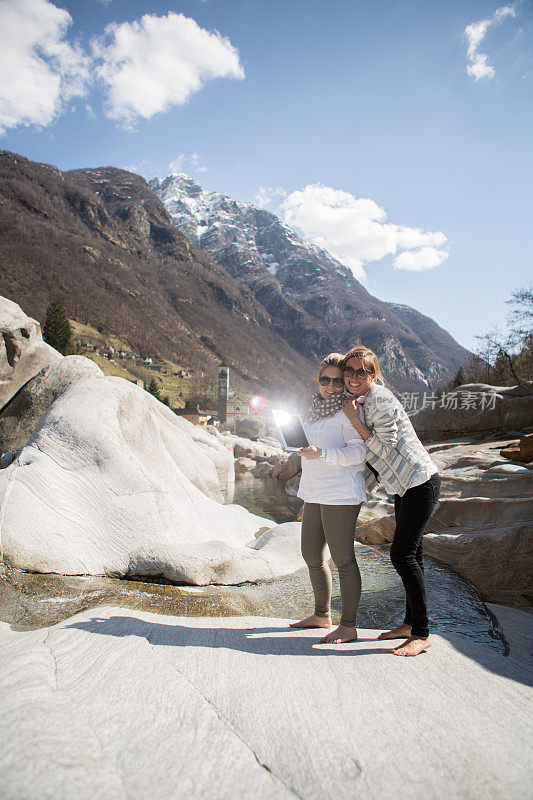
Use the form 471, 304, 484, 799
341, 345, 441, 657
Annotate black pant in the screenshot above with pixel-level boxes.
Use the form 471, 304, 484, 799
390, 473, 441, 638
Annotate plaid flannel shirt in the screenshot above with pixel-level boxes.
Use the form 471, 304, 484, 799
361, 384, 436, 497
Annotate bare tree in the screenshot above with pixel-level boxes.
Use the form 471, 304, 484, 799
469, 284, 533, 385
506, 283, 533, 343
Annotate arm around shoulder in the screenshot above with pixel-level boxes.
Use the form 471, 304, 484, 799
364, 389, 400, 459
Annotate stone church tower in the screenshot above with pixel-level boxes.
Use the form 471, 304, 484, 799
217, 362, 229, 423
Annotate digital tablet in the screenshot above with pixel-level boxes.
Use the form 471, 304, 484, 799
271, 410, 309, 451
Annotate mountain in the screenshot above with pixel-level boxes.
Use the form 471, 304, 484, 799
0, 150, 469, 399
0, 151, 315, 397
151, 174, 470, 392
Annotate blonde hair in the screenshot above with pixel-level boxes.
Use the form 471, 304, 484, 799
342, 345, 381, 381
318, 352, 345, 377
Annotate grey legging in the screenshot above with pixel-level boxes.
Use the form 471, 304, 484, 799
301, 502, 362, 627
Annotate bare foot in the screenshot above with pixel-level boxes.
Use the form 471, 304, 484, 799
391, 636, 432, 656
377, 623, 412, 640
321, 625, 358, 644
289, 614, 332, 629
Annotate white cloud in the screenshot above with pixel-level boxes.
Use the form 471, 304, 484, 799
465, 20, 492, 58
280, 184, 448, 281
93, 12, 244, 127
467, 53, 495, 80
393, 247, 449, 272
464, 5, 517, 81
0, 0, 91, 135
254, 186, 287, 208
494, 5, 517, 22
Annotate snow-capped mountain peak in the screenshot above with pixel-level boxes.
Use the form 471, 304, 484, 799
150, 173, 470, 391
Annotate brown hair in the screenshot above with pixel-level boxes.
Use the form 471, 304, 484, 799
318, 352, 345, 377
342, 345, 381, 380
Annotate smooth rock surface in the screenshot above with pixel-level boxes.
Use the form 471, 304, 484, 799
0, 296, 61, 411
486, 463, 530, 475
0, 355, 104, 452
410, 382, 533, 441
225, 433, 282, 462
274, 450, 302, 482
0, 377, 304, 584
500, 433, 533, 463
356, 513, 396, 544
234, 456, 256, 474
433, 495, 533, 528
424, 523, 533, 603
0, 607, 531, 800
235, 415, 266, 439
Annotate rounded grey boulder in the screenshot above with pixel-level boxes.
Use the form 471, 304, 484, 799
0, 296, 61, 411
0, 355, 104, 452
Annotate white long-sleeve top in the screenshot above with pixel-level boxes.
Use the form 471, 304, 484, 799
297, 409, 366, 505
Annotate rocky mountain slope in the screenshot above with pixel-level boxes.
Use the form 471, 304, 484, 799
0, 151, 315, 396
0, 150, 470, 395
151, 174, 470, 392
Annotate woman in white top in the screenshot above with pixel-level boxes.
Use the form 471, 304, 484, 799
289, 353, 366, 644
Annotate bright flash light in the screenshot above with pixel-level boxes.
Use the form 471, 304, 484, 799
271, 408, 292, 426
249, 394, 265, 411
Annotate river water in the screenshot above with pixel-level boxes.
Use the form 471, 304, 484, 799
0, 475, 504, 653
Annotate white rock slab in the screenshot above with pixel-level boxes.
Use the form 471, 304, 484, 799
0, 608, 531, 800
486, 463, 530, 474
0, 377, 304, 584
0, 296, 61, 410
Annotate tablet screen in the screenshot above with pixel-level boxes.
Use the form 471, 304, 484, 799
271, 411, 309, 450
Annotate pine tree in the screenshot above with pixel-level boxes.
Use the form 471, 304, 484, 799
43, 298, 73, 355
147, 378, 161, 399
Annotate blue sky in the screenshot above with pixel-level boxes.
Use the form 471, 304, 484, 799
1, 0, 531, 352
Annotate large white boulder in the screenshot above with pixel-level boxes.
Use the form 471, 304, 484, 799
0, 377, 304, 584
0, 355, 104, 452
0, 296, 61, 410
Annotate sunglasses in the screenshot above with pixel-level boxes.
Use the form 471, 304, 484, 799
344, 368, 371, 379
318, 376, 344, 387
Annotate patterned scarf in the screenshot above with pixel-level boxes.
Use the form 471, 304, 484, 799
306, 391, 345, 423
